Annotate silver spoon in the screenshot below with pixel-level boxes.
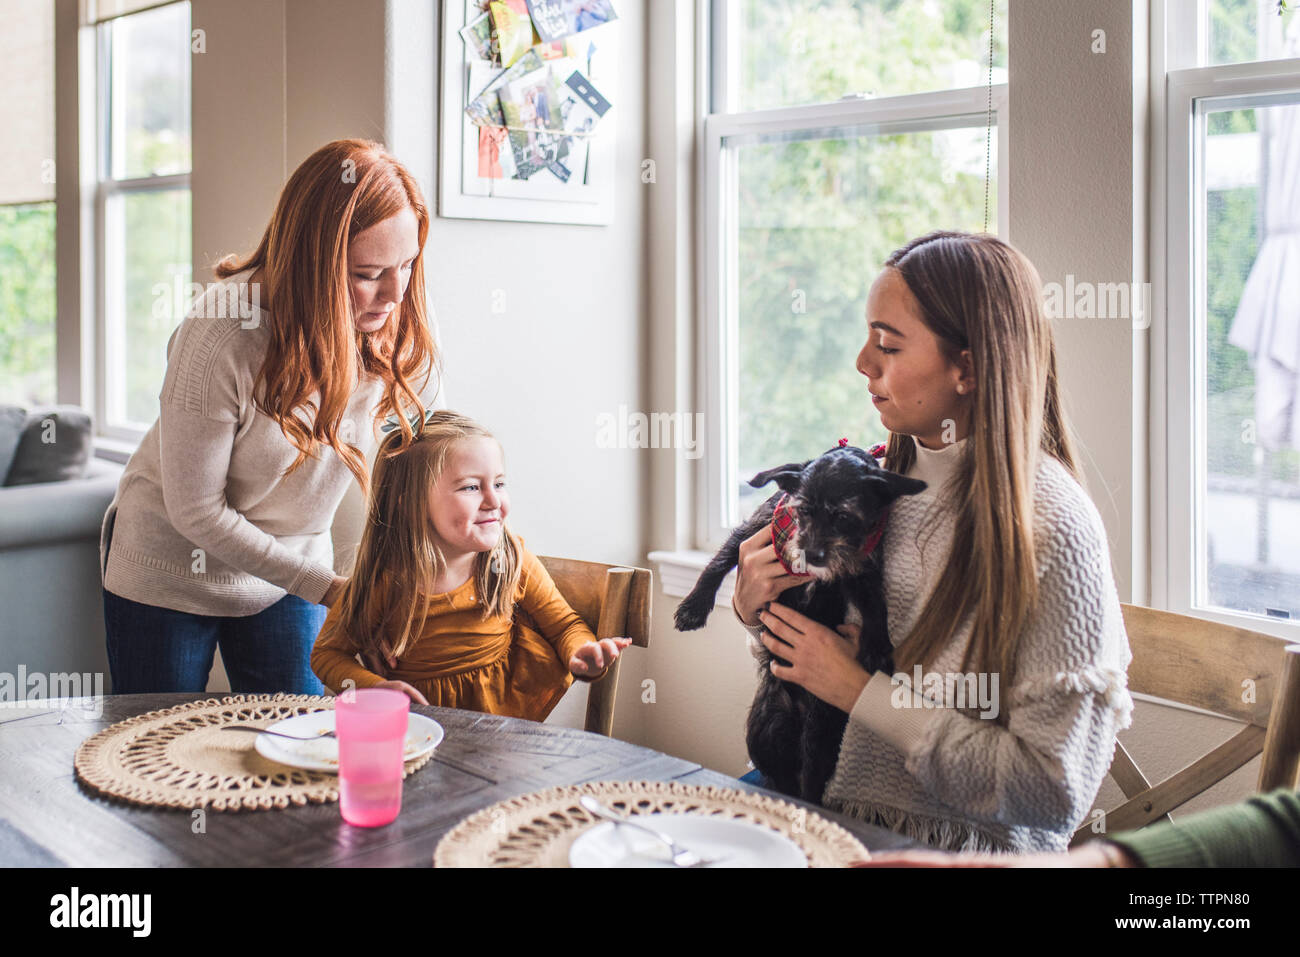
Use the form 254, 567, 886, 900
221, 725, 336, 741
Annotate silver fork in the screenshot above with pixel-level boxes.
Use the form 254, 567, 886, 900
579, 796, 723, 868
221, 725, 336, 741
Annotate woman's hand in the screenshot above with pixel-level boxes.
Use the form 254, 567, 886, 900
569, 637, 632, 680
758, 604, 870, 712
320, 575, 349, 609
373, 679, 429, 707
732, 526, 810, 626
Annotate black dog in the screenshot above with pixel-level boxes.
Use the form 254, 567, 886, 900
674, 443, 926, 802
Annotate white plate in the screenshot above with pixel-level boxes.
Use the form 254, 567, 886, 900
569, 814, 808, 868
251, 711, 443, 773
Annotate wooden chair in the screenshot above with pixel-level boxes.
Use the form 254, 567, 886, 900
537, 556, 652, 737
1070, 603, 1300, 846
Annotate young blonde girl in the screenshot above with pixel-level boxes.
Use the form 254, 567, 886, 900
311, 410, 628, 719
732, 231, 1133, 854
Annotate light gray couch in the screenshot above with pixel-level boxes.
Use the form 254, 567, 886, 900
0, 430, 123, 687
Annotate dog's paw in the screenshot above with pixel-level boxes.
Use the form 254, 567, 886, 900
673, 597, 712, 631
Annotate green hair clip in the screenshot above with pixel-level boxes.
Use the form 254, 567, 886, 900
379, 406, 437, 435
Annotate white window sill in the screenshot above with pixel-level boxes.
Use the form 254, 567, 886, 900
94, 436, 138, 465
647, 548, 737, 606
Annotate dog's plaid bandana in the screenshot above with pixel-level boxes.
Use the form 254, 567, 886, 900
770, 441, 891, 576
770, 493, 807, 575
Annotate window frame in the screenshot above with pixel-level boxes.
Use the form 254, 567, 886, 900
0, 1, 58, 409
698, 0, 1008, 553
1161, 58, 1300, 640
92, 0, 192, 444
1155, 1, 1300, 640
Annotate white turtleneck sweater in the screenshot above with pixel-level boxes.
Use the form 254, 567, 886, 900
736, 437, 1133, 854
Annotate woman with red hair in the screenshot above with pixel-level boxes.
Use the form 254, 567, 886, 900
100, 139, 444, 694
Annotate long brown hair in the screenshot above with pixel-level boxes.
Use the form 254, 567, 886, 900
881, 231, 1083, 698
321, 411, 523, 661
215, 138, 440, 492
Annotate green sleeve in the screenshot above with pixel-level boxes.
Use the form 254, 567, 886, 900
1102, 788, 1300, 867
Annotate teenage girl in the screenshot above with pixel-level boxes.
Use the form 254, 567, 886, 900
733, 231, 1133, 853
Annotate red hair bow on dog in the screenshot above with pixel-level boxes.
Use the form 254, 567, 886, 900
839, 436, 888, 459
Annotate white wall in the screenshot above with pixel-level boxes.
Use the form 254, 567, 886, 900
1008, 0, 1146, 604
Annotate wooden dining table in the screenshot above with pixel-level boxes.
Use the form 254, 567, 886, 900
0, 692, 921, 866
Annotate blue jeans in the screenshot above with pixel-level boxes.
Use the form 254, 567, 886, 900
739, 768, 774, 789
103, 589, 326, 695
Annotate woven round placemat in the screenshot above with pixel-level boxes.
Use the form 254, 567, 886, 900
74, 693, 434, 812
433, 780, 870, 867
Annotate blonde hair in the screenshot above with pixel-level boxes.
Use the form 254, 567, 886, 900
322, 410, 522, 661
880, 231, 1083, 701
215, 138, 441, 494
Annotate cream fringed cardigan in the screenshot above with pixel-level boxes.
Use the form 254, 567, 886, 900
738, 437, 1133, 853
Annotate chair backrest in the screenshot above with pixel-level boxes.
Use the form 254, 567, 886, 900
537, 556, 652, 737
1070, 603, 1300, 845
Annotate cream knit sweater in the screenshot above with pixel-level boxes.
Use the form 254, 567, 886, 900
738, 437, 1133, 853
101, 273, 444, 617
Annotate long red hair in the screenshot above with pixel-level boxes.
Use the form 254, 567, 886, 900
215, 138, 440, 492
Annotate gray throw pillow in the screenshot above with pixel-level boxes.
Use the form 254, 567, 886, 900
0, 404, 26, 484
3, 406, 94, 486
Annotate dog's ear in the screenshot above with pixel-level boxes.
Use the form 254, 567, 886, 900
748, 460, 809, 492
867, 470, 928, 501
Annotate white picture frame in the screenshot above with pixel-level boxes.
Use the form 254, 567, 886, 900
438, 0, 618, 225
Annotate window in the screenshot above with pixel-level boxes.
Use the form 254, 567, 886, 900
0, 0, 56, 408
1161, 0, 1300, 634
701, 0, 1007, 548
94, 0, 192, 438
1208, 0, 1298, 64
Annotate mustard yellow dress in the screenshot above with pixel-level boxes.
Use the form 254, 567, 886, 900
310, 540, 596, 722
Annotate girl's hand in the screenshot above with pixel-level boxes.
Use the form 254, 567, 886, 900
569, 637, 632, 680
758, 604, 870, 712
373, 680, 429, 707
733, 526, 809, 626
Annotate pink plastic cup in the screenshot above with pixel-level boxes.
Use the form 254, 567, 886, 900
335, 688, 410, 827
